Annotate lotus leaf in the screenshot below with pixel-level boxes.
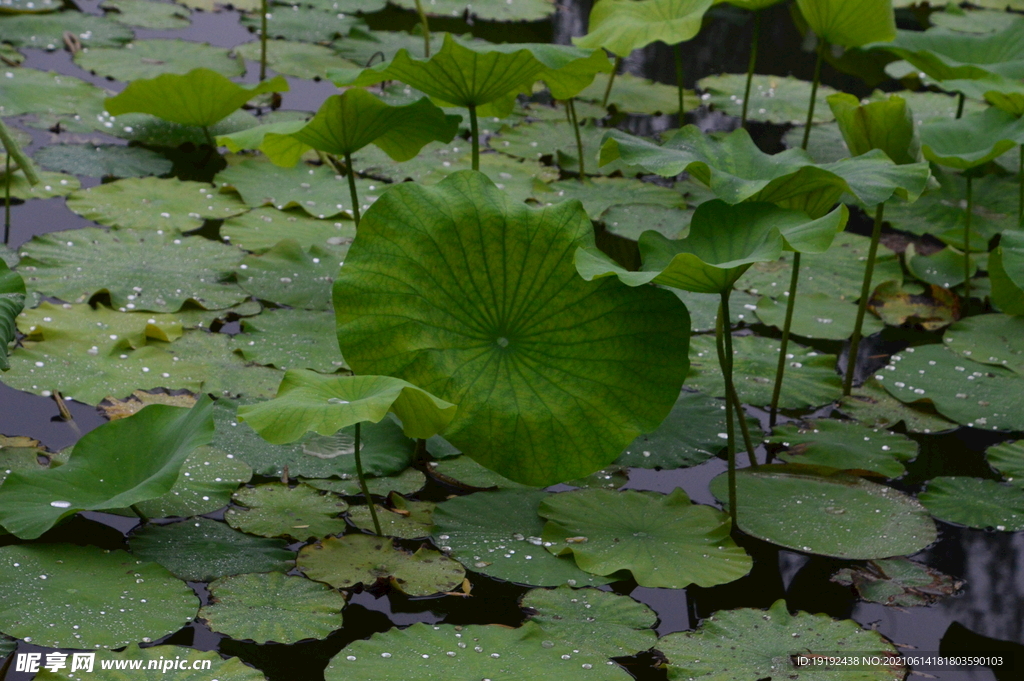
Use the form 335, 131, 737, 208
990, 230, 1024, 315
221, 207, 354, 253
710, 465, 937, 559
159, 330, 284, 399
34, 143, 172, 179
0, 259, 25, 371
831, 557, 963, 607
534, 177, 686, 219
868, 280, 961, 331
17, 301, 182, 350
755, 292, 884, 340
919, 476, 1024, 531
659, 598, 904, 681
236, 241, 336, 310
239, 6, 361, 43
298, 533, 465, 596
34, 645, 265, 681
123, 445, 252, 518
131, 517, 294, 581
0, 545, 197, 648
871, 19, 1024, 81
102, 0, 191, 29
603, 203, 696, 241
827, 92, 920, 164
226, 482, 348, 540
539, 488, 753, 588
331, 27, 446, 63
0, 435, 48, 485
389, 0, 555, 22
906, 244, 975, 289
0, 67, 105, 118
75, 39, 242, 81
769, 419, 918, 478
838, 379, 958, 434
201, 572, 345, 643
109, 110, 259, 148
987, 440, 1024, 488
930, 7, 1006, 34
522, 586, 657, 656
577, 72, 698, 115
697, 73, 839, 125
0, 168, 78, 200
104, 69, 288, 128
0, 0, 61, 12
489, 120, 644, 177
427, 455, 532, 490
233, 40, 358, 80
796, 0, 895, 46
348, 495, 434, 538
920, 108, 1024, 170
303, 468, 425, 496
574, 0, 714, 56
431, 489, 612, 586
0, 44, 23, 65
0, 12, 134, 50
231, 309, 342, 372
943, 314, 1024, 377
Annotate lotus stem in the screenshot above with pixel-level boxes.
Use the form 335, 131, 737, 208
715, 299, 738, 525
259, 0, 268, 82
566, 99, 585, 176
741, 10, 761, 128
964, 174, 973, 307
843, 202, 885, 396
343, 150, 361, 227
202, 126, 215, 150
801, 40, 825, 150
674, 43, 685, 120
468, 104, 480, 171
956, 92, 965, 119
720, 290, 757, 467
353, 422, 383, 536
1018, 144, 1023, 228
769, 252, 801, 427
413, 0, 431, 58
3, 155, 9, 245
602, 56, 622, 109
130, 504, 149, 524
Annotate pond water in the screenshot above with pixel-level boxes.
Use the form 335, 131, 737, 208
2, 2, 1023, 681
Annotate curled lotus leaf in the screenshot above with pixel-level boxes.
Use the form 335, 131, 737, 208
796, 0, 896, 47
574, 0, 714, 56
990, 230, 1024, 315
920, 107, 1024, 170
0, 258, 26, 371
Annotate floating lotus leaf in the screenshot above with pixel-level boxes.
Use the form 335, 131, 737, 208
233, 40, 358, 80
105, 69, 288, 128
331, 27, 446, 63
534, 177, 685, 220
427, 455, 532, 490
298, 533, 465, 596
943, 314, 1024, 377
920, 107, 1024, 170
225, 482, 348, 540
796, 0, 895, 47
101, 0, 191, 29
0, 398, 212, 539
658, 598, 904, 681
990, 230, 1024, 315
0, 259, 25, 371
0, 435, 48, 485
918, 476, 1024, 531
221, 207, 354, 253
522, 586, 657, 657
0, 0, 61, 13
769, 419, 918, 478
389, 0, 555, 21
33, 645, 265, 681
0, 168, 78, 200
431, 489, 612, 586
697, 73, 839, 125
66, 176, 248, 231
756, 292, 884, 340
489, 119, 647, 176
231, 308, 343, 372
906, 244, 975, 289
871, 18, 1024, 81
602, 203, 695, 241
201, 572, 345, 643
0, 12, 134, 50
0, 545, 197, 648
239, 6, 361, 43
159, 330, 283, 400
235, 241, 336, 310
710, 465, 937, 559
334, 170, 689, 486
34, 143, 172, 179
0, 67, 105, 118
17, 301, 182, 350
577, 72, 697, 115
930, 7, 1006, 34
687, 334, 842, 409
671, 287, 762, 332
18, 228, 249, 313
99, 389, 198, 420
838, 378, 958, 434
827, 92, 920, 164
348, 494, 434, 538
131, 517, 294, 581
109, 110, 258, 148
303, 468, 425, 496
124, 445, 252, 518
872, 281, 961, 331
574, 0, 713, 56
831, 557, 963, 607
75, 39, 242, 80
987, 440, 1024, 488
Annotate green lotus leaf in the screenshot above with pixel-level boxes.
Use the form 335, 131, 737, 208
298, 533, 465, 596
755, 292, 884, 340
334, 170, 689, 486
489, 119, 644, 177
603, 202, 698, 241
906, 244, 975, 289
238, 370, 457, 443
769, 419, 918, 478
348, 494, 434, 538
231, 309, 343, 372
796, 0, 895, 46
66, 176, 248, 230
430, 489, 612, 586
159, 330, 284, 400
0, 43, 23, 65
239, 6, 361, 43
987, 440, 1024, 488
720, 0, 783, 8
34, 645, 265, 681
827, 92, 920, 164
920, 107, 1024, 170
0, 259, 25, 371
389, 0, 556, 22
0, 396, 212, 538
201, 572, 345, 644
0, 117, 38, 183
225, 482, 348, 540
34, 143, 172, 179
930, 7, 1006, 34
831, 557, 963, 607
574, 0, 713, 56
782, 121, 854, 164
0, 67, 105, 118
221, 207, 354, 253
235, 241, 337, 310
476, 42, 613, 100
0, 435, 49, 486
919, 476, 1024, 531
123, 445, 252, 518
0, 168, 77, 200
0, 545, 197, 648
427, 455, 533, 490
697, 73, 840, 125
990, 230, 1024, 315
331, 27, 446, 63
710, 465, 937, 559
838, 378, 958, 434
106, 110, 258, 148
17, 301, 182, 349
577, 71, 698, 115
539, 488, 752, 588
534, 176, 686, 219
286, 0, 386, 12
687, 334, 842, 409
522, 585, 657, 657
938, 72, 1024, 116
0, 12, 134, 50
944, 314, 1024, 377
216, 119, 308, 155
75, 39, 242, 80
105, 69, 288, 128
303, 468, 425, 496
0, 0, 61, 13
876, 344, 1024, 430
233, 40, 360, 80
101, 0, 191, 29
131, 517, 294, 581
658, 598, 904, 681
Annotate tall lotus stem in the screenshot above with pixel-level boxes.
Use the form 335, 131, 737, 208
413, 0, 431, 57
343, 150, 361, 227
353, 422, 382, 536
843, 202, 885, 396
566, 99, 585, 176
3, 155, 9, 245
602, 56, 623, 109
964, 174, 973, 306
1018, 144, 1023, 228
259, 0, 268, 82
801, 40, 825, 150
715, 298, 738, 525
468, 104, 480, 171
720, 290, 758, 467
956, 92, 965, 119
741, 11, 761, 128
769, 252, 801, 427
674, 43, 685, 120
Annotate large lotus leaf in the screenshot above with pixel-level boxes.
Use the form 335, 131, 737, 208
574, 0, 713, 55
348, 495, 434, 538
755, 292, 884, 340
0, 67, 105, 118
125, 445, 252, 518
871, 19, 1024, 81
489, 119, 644, 177
201, 571, 344, 644
875, 344, 1024, 430
222, 207, 354, 253
131, 517, 294, 581
75, 39, 242, 81
238, 370, 457, 443
334, 170, 689, 486
697, 73, 840, 125
990, 230, 1024, 315
0, 168, 78, 200
431, 489, 612, 586
615, 390, 736, 469
687, 334, 842, 409
236, 241, 336, 310
226, 482, 348, 540
16, 301, 182, 350
427, 454, 532, 490
102, 0, 191, 29
533, 177, 686, 220
540, 489, 751, 588
827, 92, 920, 164
987, 440, 1024, 488
832, 556, 962, 607
34, 143, 172, 179
0, 12, 134, 50
389, 0, 555, 21
298, 533, 465, 596
918, 476, 1024, 531
304, 468, 425, 497
838, 379, 958, 434
0, 398, 212, 538
522, 586, 656, 656
0, 545, 197, 648
796, 0, 895, 47
920, 107, 1024, 170
231, 309, 342, 372
105, 69, 288, 128
710, 465, 937, 559
943, 314, 1024, 377
233, 40, 359, 80
0, 259, 25, 371
240, 6, 361, 43
769, 419, 918, 478
577, 72, 698, 115
66, 176, 248, 231
158, 330, 283, 400
659, 598, 904, 681
18, 228, 249, 312
33, 645, 265, 681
